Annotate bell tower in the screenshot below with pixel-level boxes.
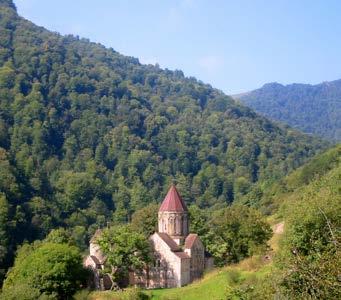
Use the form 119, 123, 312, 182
158, 185, 189, 245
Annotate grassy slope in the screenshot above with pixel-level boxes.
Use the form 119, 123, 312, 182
147, 260, 273, 300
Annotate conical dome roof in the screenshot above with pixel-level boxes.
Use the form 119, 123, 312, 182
159, 185, 187, 212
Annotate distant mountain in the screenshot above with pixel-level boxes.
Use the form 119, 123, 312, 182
0, 0, 327, 281
234, 80, 341, 141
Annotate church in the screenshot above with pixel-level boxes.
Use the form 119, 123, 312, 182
85, 185, 213, 289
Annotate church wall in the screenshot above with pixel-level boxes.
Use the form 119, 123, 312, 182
84, 256, 101, 290
84, 256, 96, 270
185, 238, 205, 281
89, 242, 105, 264
180, 257, 191, 286
158, 211, 189, 237
147, 234, 183, 288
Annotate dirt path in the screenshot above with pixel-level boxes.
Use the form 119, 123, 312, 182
272, 221, 284, 234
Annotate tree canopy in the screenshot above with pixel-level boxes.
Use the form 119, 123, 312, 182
199, 205, 272, 265
2, 242, 87, 299
97, 225, 152, 284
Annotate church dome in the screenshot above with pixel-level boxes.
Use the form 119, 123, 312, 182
159, 184, 187, 212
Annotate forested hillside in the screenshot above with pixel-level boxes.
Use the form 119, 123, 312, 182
77, 145, 341, 300
243, 144, 341, 299
0, 0, 327, 281
258, 144, 341, 213
235, 81, 341, 141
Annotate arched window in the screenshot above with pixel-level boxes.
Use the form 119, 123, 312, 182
169, 217, 175, 235
183, 215, 188, 234
180, 216, 184, 235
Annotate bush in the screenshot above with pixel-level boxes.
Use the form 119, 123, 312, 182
2, 243, 87, 299
0, 283, 41, 300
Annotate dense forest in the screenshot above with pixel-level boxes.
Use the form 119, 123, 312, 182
235, 81, 341, 141
0, 0, 329, 285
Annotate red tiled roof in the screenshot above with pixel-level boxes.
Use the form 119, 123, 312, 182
156, 233, 190, 259
90, 229, 102, 243
184, 233, 198, 249
90, 255, 101, 265
157, 232, 181, 251
159, 185, 187, 212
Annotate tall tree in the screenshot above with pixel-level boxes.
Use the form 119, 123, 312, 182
97, 225, 152, 286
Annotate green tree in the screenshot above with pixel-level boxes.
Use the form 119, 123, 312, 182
44, 228, 73, 245
207, 206, 272, 265
97, 225, 152, 286
0, 283, 41, 300
0, 192, 9, 280
3, 242, 87, 299
188, 204, 209, 239
130, 203, 159, 237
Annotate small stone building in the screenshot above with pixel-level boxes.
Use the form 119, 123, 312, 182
85, 184, 213, 289
84, 229, 113, 290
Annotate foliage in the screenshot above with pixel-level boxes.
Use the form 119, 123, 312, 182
2, 242, 87, 299
0, 0, 327, 280
225, 273, 278, 300
130, 203, 158, 237
257, 144, 341, 213
0, 283, 42, 300
184, 204, 272, 266
188, 204, 210, 238
44, 228, 73, 244
275, 163, 341, 299
237, 81, 341, 141
97, 225, 152, 283
0, 192, 9, 280
236, 146, 341, 299
206, 206, 272, 265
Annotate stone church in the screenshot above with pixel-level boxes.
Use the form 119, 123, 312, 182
85, 185, 213, 289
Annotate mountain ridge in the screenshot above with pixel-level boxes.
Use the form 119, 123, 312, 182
234, 79, 341, 141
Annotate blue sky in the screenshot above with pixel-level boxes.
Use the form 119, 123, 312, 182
14, 0, 341, 94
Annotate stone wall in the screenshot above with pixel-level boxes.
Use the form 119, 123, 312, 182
158, 211, 189, 237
